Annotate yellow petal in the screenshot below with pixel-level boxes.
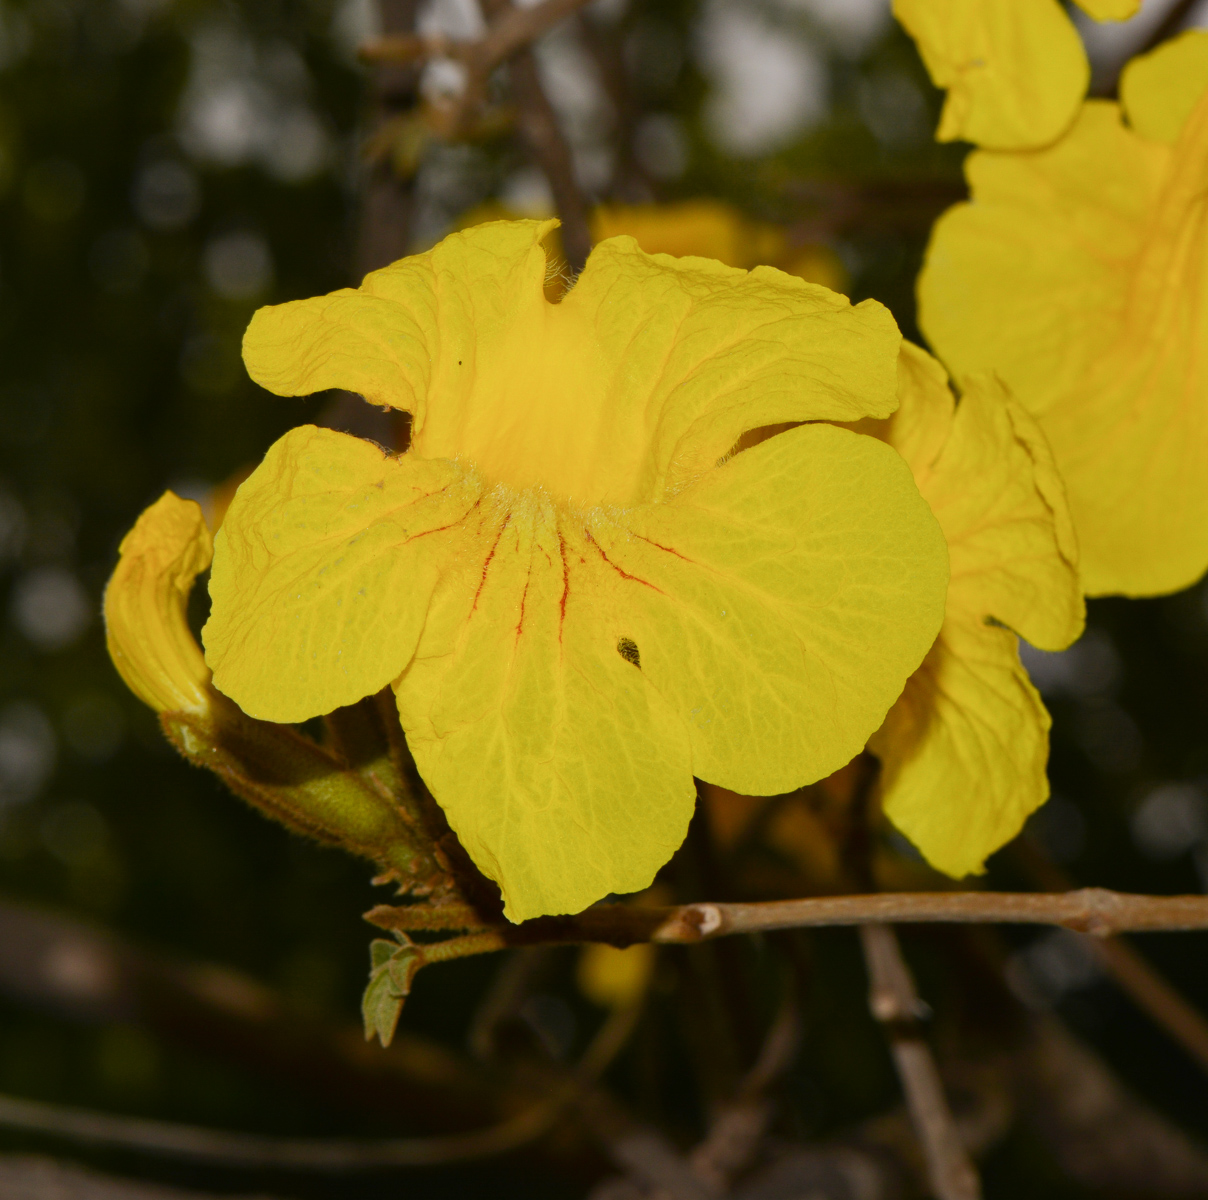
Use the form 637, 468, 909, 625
104, 492, 213, 714
894, 0, 1088, 150
871, 621, 1051, 877
1120, 29, 1208, 143
394, 491, 697, 922
919, 92, 1208, 596
610, 423, 948, 795
243, 219, 557, 417
905, 364, 1083, 653
395, 422, 945, 918
244, 221, 900, 509
1072, 0, 1139, 18
203, 425, 480, 723
861, 349, 1083, 876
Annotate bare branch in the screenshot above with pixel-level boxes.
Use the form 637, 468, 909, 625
1012, 837, 1208, 1077
360, 0, 595, 268
1092, 936, 1208, 1075
660, 888, 1208, 940
506, 46, 593, 272
860, 925, 981, 1200
368, 887, 1208, 953
360, 0, 594, 74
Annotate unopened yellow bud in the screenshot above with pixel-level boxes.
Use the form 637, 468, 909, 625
104, 491, 213, 714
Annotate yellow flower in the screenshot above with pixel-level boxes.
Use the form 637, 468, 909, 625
918, 31, 1208, 597
853, 345, 1084, 877
894, 0, 1138, 151
591, 200, 847, 292
202, 220, 948, 921
1120, 28, 1208, 143
104, 491, 214, 716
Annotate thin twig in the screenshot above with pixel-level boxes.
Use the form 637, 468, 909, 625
361, 0, 593, 74
368, 887, 1208, 954
1012, 837, 1208, 1077
1093, 937, 1208, 1074
688, 987, 802, 1191
363, 0, 594, 268
360, 0, 599, 273
357, 0, 424, 276
471, 0, 592, 271
654, 887, 1208, 938
507, 45, 593, 272
0, 995, 641, 1171
860, 924, 981, 1200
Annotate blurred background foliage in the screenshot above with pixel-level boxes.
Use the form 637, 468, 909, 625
2, 0, 1208, 1195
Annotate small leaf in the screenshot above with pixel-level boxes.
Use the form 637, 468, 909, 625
370, 937, 400, 971
386, 944, 422, 996
362, 936, 424, 1047
362, 966, 404, 1047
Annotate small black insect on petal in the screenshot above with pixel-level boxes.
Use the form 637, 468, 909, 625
617, 637, 641, 668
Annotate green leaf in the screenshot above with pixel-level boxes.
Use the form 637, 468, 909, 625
362, 936, 423, 1047
370, 937, 401, 971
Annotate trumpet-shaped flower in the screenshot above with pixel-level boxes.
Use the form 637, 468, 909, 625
854, 345, 1084, 877
201, 220, 948, 921
104, 491, 214, 716
895, 0, 1138, 151
919, 31, 1208, 596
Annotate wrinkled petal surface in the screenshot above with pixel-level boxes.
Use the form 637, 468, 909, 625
860, 346, 1083, 876
919, 67, 1208, 596
105, 492, 213, 715
243, 221, 901, 507
872, 622, 1052, 877
203, 425, 480, 723
894, 0, 1088, 149
1121, 29, 1208, 144
394, 423, 947, 919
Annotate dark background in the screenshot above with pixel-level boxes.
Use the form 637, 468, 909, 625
1, 0, 1207, 1195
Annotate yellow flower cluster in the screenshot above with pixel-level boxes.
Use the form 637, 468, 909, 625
102, 18, 1208, 919
920, 29, 1208, 596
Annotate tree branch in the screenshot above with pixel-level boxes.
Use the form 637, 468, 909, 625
360, 0, 594, 75
860, 924, 981, 1200
360, 0, 595, 269
368, 887, 1208, 952
506, 46, 593, 272
1012, 837, 1208, 1077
